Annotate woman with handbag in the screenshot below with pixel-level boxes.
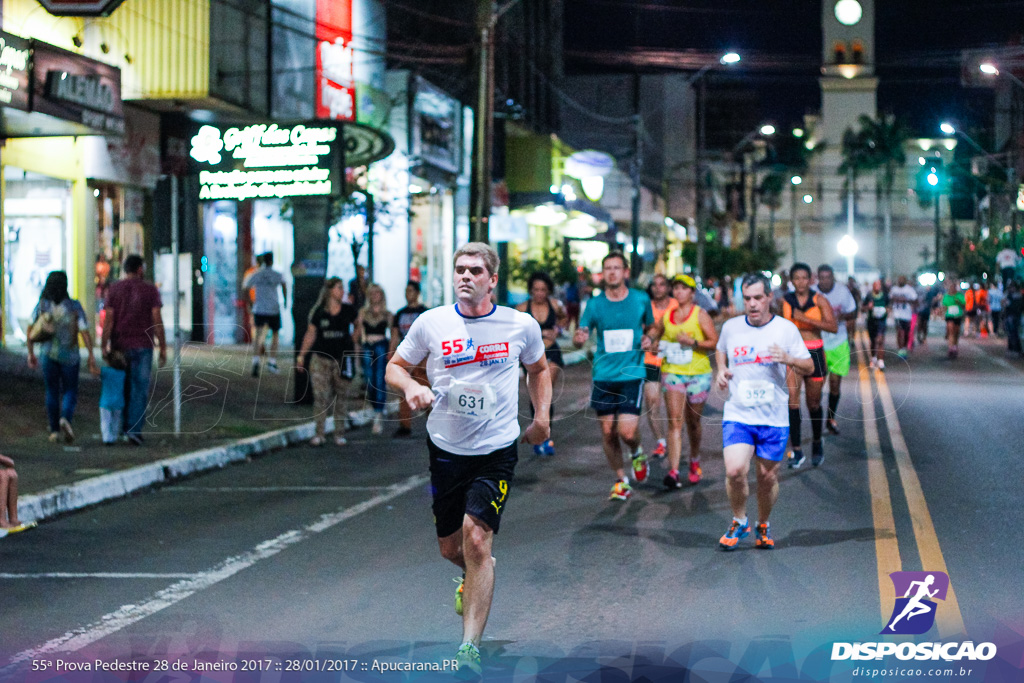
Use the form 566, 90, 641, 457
27, 271, 99, 443
296, 277, 359, 446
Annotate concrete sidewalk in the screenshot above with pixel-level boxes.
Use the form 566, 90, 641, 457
1, 340, 586, 525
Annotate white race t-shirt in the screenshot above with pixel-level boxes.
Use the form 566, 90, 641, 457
818, 284, 857, 350
717, 315, 811, 428
996, 248, 1018, 269
396, 304, 545, 455
889, 285, 918, 321
243, 268, 285, 316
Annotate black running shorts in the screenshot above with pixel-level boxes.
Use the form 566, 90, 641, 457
428, 439, 518, 538
590, 380, 644, 416
253, 313, 282, 331
808, 345, 827, 381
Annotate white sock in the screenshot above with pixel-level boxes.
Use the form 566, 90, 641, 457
733, 516, 748, 526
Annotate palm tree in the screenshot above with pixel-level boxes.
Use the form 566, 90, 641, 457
838, 126, 876, 274
852, 113, 911, 278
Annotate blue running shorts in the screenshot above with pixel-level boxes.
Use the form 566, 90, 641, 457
722, 421, 790, 462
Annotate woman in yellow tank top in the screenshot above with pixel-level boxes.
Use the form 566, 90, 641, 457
647, 275, 719, 489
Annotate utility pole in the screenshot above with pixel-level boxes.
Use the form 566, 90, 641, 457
471, 0, 496, 243
846, 166, 856, 277
695, 78, 706, 279
748, 153, 758, 251
934, 191, 941, 271
630, 73, 642, 281
790, 183, 800, 262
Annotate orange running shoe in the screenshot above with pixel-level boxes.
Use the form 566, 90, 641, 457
719, 519, 750, 550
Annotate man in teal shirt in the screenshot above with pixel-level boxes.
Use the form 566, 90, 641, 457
574, 252, 656, 500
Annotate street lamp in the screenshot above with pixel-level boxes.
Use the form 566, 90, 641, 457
790, 176, 803, 261
837, 234, 859, 277
733, 124, 776, 251
979, 62, 1024, 91
692, 50, 741, 280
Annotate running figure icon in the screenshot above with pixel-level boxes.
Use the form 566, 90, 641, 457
887, 574, 939, 632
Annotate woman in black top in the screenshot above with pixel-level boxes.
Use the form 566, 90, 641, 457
516, 272, 567, 456
297, 277, 359, 446
356, 284, 394, 435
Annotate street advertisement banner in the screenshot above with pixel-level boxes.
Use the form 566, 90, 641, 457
29, 39, 125, 135
315, 0, 355, 122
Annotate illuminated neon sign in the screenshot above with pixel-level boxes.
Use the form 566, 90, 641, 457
189, 123, 341, 201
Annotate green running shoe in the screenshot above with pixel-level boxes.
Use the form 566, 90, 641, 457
455, 642, 481, 674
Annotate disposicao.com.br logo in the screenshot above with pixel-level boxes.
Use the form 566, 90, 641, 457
831, 571, 998, 663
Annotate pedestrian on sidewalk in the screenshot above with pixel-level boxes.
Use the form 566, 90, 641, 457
1004, 281, 1023, 354
996, 246, 1018, 285
390, 281, 429, 438
296, 277, 358, 446
0, 454, 35, 536
989, 282, 1004, 337
356, 284, 393, 435
27, 271, 99, 443
101, 255, 166, 446
243, 251, 287, 377
517, 271, 568, 456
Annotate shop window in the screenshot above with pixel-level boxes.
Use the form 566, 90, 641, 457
4, 168, 71, 341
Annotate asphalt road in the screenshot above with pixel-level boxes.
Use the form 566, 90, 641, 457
2, 333, 1022, 682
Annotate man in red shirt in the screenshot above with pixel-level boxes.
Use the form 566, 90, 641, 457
101, 255, 166, 445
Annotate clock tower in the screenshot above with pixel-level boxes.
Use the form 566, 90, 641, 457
819, 0, 877, 151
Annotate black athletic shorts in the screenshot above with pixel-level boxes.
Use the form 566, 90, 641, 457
428, 438, 518, 538
896, 319, 911, 333
590, 380, 644, 416
644, 362, 661, 383
808, 345, 827, 381
545, 344, 565, 368
253, 313, 282, 331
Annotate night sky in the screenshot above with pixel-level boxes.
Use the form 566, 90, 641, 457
564, 0, 1024, 145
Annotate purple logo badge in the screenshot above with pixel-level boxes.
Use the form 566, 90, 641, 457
882, 571, 950, 635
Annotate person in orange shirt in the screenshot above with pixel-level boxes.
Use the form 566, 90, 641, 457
643, 274, 677, 459
974, 283, 990, 337
781, 263, 837, 468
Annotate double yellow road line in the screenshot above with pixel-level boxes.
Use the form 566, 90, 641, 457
854, 331, 965, 638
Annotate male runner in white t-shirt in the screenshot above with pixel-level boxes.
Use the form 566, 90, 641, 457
715, 273, 813, 551
386, 242, 551, 674
816, 264, 858, 436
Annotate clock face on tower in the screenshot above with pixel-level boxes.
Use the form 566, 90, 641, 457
834, 0, 862, 26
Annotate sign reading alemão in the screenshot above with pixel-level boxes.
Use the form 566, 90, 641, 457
189, 122, 342, 201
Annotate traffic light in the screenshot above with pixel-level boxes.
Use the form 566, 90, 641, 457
916, 157, 946, 198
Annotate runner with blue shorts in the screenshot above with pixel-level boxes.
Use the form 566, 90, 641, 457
714, 273, 814, 551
